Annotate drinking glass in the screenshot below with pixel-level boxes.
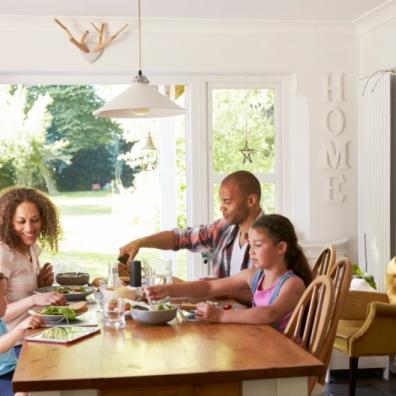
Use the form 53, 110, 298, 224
102, 297, 125, 328
146, 259, 173, 285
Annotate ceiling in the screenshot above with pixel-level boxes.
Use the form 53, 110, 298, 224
0, 0, 390, 22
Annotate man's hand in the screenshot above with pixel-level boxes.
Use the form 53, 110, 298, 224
118, 263, 129, 277
38, 263, 54, 287
119, 240, 141, 265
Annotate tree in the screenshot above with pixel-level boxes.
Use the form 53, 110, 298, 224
57, 145, 118, 191
24, 85, 124, 192
212, 88, 275, 174
25, 85, 122, 153
0, 86, 68, 193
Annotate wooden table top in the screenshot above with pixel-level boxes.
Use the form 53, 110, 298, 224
13, 314, 324, 392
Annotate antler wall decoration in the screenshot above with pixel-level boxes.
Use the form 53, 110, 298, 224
54, 18, 128, 63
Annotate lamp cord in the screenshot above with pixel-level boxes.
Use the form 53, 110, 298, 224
138, 0, 142, 74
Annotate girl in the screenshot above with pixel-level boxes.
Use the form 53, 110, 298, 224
0, 187, 65, 331
148, 214, 313, 330
0, 272, 42, 396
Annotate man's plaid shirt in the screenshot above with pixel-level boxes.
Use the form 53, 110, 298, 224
173, 218, 251, 278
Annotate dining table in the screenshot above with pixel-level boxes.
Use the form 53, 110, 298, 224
13, 308, 324, 396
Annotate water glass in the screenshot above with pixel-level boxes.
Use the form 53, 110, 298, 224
102, 297, 125, 328
146, 259, 173, 285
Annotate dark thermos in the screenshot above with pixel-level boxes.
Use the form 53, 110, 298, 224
128, 260, 142, 287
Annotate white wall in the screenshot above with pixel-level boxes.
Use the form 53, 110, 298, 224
357, 4, 396, 285
358, 2, 396, 76
0, 16, 359, 260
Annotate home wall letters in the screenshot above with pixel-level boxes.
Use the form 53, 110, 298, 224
321, 72, 350, 203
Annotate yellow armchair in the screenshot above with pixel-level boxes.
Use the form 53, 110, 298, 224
333, 290, 396, 396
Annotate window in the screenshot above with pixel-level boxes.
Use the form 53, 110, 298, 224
0, 84, 189, 279
208, 83, 282, 219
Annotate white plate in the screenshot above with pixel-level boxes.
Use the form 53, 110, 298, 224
33, 286, 95, 301
28, 307, 85, 326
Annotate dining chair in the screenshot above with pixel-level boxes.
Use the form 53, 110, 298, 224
284, 275, 335, 395
311, 257, 352, 393
312, 246, 336, 277
333, 290, 396, 396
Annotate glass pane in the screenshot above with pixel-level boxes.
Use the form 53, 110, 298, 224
0, 84, 188, 279
212, 88, 275, 174
212, 182, 276, 220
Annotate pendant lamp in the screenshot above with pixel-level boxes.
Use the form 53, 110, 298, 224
142, 131, 157, 151
94, 0, 185, 119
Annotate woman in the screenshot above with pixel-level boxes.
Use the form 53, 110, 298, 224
148, 214, 313, 330
0, 187, 64, 330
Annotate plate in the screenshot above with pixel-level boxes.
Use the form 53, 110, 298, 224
28, 306, 85, 326
33, 285, 95, 301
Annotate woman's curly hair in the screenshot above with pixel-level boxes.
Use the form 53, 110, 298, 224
0, 187, 61, 253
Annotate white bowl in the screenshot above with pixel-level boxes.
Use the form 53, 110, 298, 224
131, 305, 177, 325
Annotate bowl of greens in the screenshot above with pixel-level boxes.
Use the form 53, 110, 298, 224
28, 302, 88, 325
131, 302, 177, 325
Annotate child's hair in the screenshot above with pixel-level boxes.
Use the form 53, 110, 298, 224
251, 214, 313, 286
0, 272, 4, 280
0, 187, 61, 253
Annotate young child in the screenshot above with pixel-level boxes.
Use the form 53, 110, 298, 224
147, 214, 313, 330
0, 272, 42, 396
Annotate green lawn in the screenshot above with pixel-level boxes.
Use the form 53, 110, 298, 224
41, 191, 188, 280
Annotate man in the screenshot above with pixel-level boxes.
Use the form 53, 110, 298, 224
119, 170, 263, 279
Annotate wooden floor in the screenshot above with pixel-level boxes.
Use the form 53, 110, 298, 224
325, 370, 396, 396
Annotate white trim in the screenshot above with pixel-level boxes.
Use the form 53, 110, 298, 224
0, 15, 357, 36
355, 0, 396, 35
185, 76, 210, 280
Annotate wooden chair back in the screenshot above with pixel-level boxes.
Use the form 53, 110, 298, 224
316, 258, 352, 385
312, 246, 336, 277
284, 275, 334, 359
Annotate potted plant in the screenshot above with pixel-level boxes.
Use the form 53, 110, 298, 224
351, 264, 377, 290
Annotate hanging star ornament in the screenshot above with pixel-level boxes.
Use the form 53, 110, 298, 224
239, 140, 254, 164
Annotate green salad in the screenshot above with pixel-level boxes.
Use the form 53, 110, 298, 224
154, 302, 174, 311
54, 286, 86, 294
40, 306, 77, 320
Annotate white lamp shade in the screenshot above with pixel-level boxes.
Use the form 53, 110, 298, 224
94, 81, 185, 119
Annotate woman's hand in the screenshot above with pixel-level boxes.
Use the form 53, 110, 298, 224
38, 263, 54, 287
194, 302, 223, 323
145, 285, 171, 301
32, 291, 65, 306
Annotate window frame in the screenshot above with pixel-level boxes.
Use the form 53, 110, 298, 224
206, 77, 283, 220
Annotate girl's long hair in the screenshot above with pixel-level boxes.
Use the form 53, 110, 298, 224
252, 214, 313, 286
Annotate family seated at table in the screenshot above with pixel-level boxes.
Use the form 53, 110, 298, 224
0, 171, 312, 396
